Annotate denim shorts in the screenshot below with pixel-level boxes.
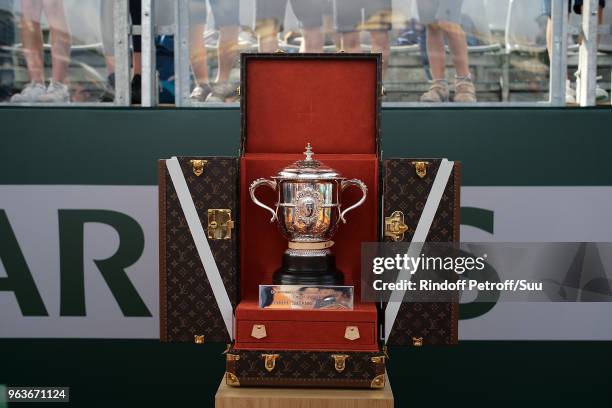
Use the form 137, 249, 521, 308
542, 0, 606, 16
334, 0, 392, 33
255, 0, 328, 33
189, 0, 240, 28
415, 0, 464, 25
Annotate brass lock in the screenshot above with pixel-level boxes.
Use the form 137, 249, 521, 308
412, 161, 430, 179
189, 159, 208, 177
208, 209, 234, 240
193, 334, 205, 344
412, 337, 424, 347
384, 211, 410, 242
331, 354, 349, 373
261, 354, 280, 372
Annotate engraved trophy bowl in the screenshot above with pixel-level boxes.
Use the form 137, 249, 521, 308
249, 143, 368, 285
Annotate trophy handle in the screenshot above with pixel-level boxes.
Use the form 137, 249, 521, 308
339, 179, 368, 223
249, 178, 278, 222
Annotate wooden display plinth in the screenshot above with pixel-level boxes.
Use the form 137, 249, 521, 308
215, 375, 393, 408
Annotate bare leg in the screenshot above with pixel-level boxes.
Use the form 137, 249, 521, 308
370, 31, 389, 77
43, 0, 71, 84
20, 0, 44, 83
216, 25, 239, 82
105, 56, 115, 75
441, 21, 470, 77
426, 24, 446, 79
546, 16, 553, 60
258, 22, 279, 52
189, 23, 208, 85
133, 53, 142, 75
301, 27, 323, 52
340, 31, 361, 52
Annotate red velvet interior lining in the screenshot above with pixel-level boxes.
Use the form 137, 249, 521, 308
244, 59, 377, 154
240, 153, 378, 300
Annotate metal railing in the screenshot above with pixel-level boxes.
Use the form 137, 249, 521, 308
0, 0, 609, 108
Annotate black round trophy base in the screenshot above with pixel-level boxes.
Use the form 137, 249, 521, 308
273, 253, 344, 286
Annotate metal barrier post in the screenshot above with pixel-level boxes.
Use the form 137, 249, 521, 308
577, 0, 599, 106
550, 0, 569, 106
174, 0, 191, 107
113, 0, 131, 106
142, 0, 156, 107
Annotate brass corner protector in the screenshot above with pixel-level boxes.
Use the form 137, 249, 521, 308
385, 211, 410, 242
189, 159, 208, 177
371, 374, 386, 389
331, 354, 349, 373
226, 353, 240, 362
208, 209, 234, 240
194, 334, 205, 344
261, 354, 280, 372
412, 337, 424, 347
225, 372, 240, 386
371, 355, 386, 365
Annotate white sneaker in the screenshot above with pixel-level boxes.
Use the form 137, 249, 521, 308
37, 80, 70, 103
10, 82, 47, 103
565, 79, 576, 104
595, 85, 609, 101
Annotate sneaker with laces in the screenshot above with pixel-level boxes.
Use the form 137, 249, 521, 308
420, 80, 449, 102
37, 80, 70, 103
454, 77, 477, 103
10, 82, 47, 103
190, 83, 213, 102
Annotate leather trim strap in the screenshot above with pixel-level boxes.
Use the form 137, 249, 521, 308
158, 161, 167, 342
288, 241, 334, 250
384, 159, 455, 344
166, 157, 234, 340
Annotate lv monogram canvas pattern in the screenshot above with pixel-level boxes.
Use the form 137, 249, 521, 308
383, 159, 460, 346
160, 157, 238, 343
226, 348, 386, 388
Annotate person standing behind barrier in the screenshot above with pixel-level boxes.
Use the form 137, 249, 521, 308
416, 0, 476, 103
333, 0, 392, 76
189, 0, 240, 102
254, 0, 326, 53
543, 0, 608, 102
0, 0, 15, 101
10, 0, 71, 103
99, 0, 142, 104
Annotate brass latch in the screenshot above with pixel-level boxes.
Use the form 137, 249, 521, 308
385, 211, 410, 242
331, 354, 349, 373
412, 161, 430, 179
413, 337, 424, 347
371, 355, 386, 364
261, 354, 280, 372
194, 334, 205, 344
189, 159, 208, 177
208, 209, 234, 240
